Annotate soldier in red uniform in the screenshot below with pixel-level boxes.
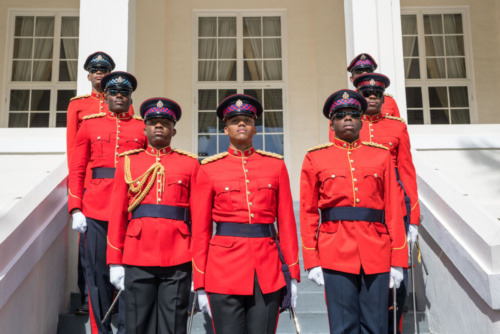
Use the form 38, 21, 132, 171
329, 53, 400, 142
301, 89, 407, 334
107, 98, 199, 334
68, 71, 146, 334
352, 73, 420, 334
191, 94, 300, 334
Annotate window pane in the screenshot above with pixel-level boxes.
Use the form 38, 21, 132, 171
451, 109, 470, 124
243, 17, 261, 37
218, 17, 236, 37
8, 113, 29, 127
253, 134, 263, 150
403, 37, 418, 57
15, 17, 34, 36
263, 60, 282, 80
218, 135, 229, 152
218, 61, 236, 81
424, 14, 443, 34
56, 113, 67, 127
404, 59, 420, 79
31, 90, 50, 111
244, 61, 262, 81
198, 61, 217, 81
13, 38, 33, 58
445, 36, 464, 56
243, 89, 263, 104
254, 116, 263, 132
218, 89, 237, 103
219, 39, 236, 59
406, 87, 423, 108
430, 109, 449, 124
199, 112, 217, 133
199, 39, 217, 59
34, 39, 53, 59
265, 134, 283, 155
57, 90, 76, 110
35, 17, 54, 36
263, 39, 281, 58
449, 86, 469, 107
33, 61, 52, 81
447, 58, 466, 78
426, 58, 445, 78
59, 61, 78, 81
401, 15, 417, 35
429, 87, 448, 107
243, 39, 262, 59
61, 17, 79, 37
10, 90, 30, 111
265, 112, 283, 133
408, 110, 424, 124
218, 118, 225, 133
264, 89, 283, 110
199, 17, 216, 37
30, 113, 49, 127
199, 90, 217, 110
60, 39, 79, 59
444, 14, 463, 34
425, 36, 444, 56
198, 135, 217, 157
263, 17, 281, 36
12, 61, 32, 81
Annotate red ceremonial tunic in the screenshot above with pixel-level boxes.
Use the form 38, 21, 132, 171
192, 147, 300, 295
300, 138, 408, 274
360, 113, 420, 226
107, 146, 199, 267
68, 110, 146, 221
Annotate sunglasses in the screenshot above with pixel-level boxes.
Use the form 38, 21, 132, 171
107, 89, 132, 97
332, 110, 362, 120
360, 90, 383, 99
352, 68, 374, 75
89, 67, 110, 74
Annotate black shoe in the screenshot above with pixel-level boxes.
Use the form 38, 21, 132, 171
74, 302, 89, 315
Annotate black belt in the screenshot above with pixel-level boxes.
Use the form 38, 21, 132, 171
215, 222, 293, 311
321, 207, 384, 223
91, 167, 116, 179
395, 167, 411, 233
131, 204, 191, 222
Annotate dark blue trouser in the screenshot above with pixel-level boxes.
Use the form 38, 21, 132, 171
78, 232, 89, 304
388, 269, 409, 334
324, 268, 390, 334
86, 218, 125, 334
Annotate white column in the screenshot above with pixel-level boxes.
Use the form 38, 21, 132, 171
344, 0, 407, 119
76, 0, 136, 95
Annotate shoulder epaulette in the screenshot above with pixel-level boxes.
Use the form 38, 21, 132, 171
70, 94, 90, 101
118, 148, 145, 157
173, 148, 198, 159
384, 93, 394, 98
362, 141, 389, 150
385, 115, 406, 124
132, 115, 143, 121
82, 112, 106, 120
256, 149, 283, 160
307, 142, 333, 152
201, 152, 229, 165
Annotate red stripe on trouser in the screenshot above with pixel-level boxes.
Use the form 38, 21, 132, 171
207, 293, 216, 334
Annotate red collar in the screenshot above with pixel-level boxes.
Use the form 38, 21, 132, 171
228, 146, 255, 158
146, 145, 172, 156
362, 113, 384, 123
91, 91, 105, 100
107, 110, 131, 119
332, 137, 361, 150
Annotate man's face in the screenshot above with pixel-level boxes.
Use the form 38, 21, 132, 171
105, 88, 132, 113
87, 67, 110, 92
224, 115, 257, 144
349, 67, 374, 82
330, 108, 363, 142
144, 118, 176, 148
360, 90, 384, 114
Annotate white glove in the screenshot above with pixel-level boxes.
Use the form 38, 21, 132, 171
389, 267, 404, 289
307, 266, 324, 286
110, 264, 125, 291
72, 211, 87, 233
407, 224, 418, 244
197, 289, 211, 317
291, 279, 298, 308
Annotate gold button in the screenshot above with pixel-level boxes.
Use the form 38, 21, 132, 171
355, 187, 358, 191
354, 178, 358, 182
157, 198, 161, 202
234, 151, 238, 155
118, 131, 121, 134
117, 137, 120, 140
371, 128, 374, 131
249, 202, 253, 206
151, 149, 154, 153
157, 158, 161, 161
115, 152, 119, 155
343, 143, 347, 148
245, 169, 248, 173
178, 180, 182, 184
374, 173, 378, 177
268, 184, 272, 188
97, 136, 101, 140
370, 135, 374, 138
243, 160, 247, 164
100, 106, 103, 109
158, 188, 161, 192
247, 191, 251, 195
350, 160, 354, 162
356, 198, 360, 203
117, 125, 120, 128
348, 151, 352, 155
225, 187, 229, 191
352, 168, 355, 171
331, 174, 335, 178
246, 180, 250, 183
251, 213, 254, 218
389, 142, 393, 146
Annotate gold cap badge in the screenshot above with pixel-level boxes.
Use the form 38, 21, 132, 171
342, 92, 349, 100
236, 99, 243, 107
360, 54, 366, 60
117, 77, 123, 83
97, 55, 103, 61
157, 100, 164, 108
369, 79, 376, 86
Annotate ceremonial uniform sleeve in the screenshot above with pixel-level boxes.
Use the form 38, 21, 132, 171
107, 158, 129, 265
397, 127, 420, 226
191, 166, 214, 290
383, 155, 408, 267
381, 96, 401, 118
66, 101, 78, 169
299, 154, 321, 270
68, 122, 91, 212
277, 161, 300, 281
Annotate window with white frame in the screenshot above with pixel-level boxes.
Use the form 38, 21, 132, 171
195, 13, 287, 159
4, 11, 79, 128
401, 8, 475, 124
